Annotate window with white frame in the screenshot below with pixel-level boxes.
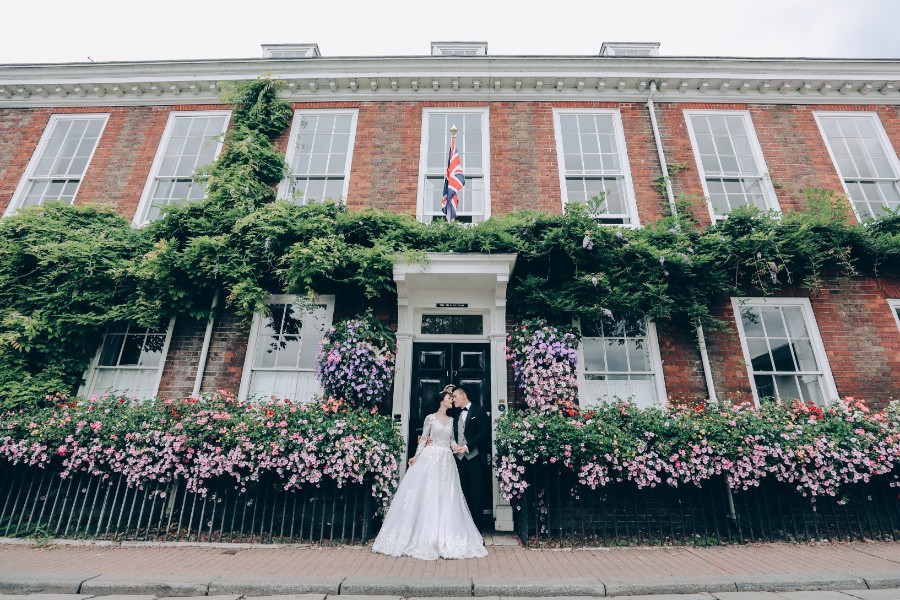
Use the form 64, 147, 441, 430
239, 295, 335, 403
684, 110, 779, 221
554, 109, 639, 225
732, 298, 837, 405
815, 112, 900, 221
278, 110, 358, 205
418, 109, 489, 223
135, 111, 229, 224
5, 114, 108, 216
890, 299, 900, 334
575, 317, 666, 408
81, 320, 175, 401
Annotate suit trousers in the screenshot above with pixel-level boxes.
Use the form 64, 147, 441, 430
456, 454, 487, 525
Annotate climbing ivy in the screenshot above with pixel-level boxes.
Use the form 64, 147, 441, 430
1, 79, 898, 409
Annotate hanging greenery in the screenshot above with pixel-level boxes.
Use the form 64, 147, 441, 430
1, 78, 899, 410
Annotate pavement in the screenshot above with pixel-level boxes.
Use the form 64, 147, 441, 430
1, 534, 900, 599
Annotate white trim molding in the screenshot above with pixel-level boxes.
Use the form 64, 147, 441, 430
79, 317, 176, 401
237, 294, 335, 403
392, 253, 516, 530
416, 107, 491, 223
133, 110, 230, 225
5, 113, 109, 217
573, 316, 667, 408
3, 56, 900, 107
731, 296, 839, 405
553, 108, 640, 226
813, 111, 900, 222
276, 108, 359, 205
889, 299, 900, 334
684, 109, 780, 222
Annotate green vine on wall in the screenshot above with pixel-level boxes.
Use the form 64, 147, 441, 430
1, 79, 899, 410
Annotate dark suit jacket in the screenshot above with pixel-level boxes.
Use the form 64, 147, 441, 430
453, 402, 490, 460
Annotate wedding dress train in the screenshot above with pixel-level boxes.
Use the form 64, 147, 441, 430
371, 414, 488, 560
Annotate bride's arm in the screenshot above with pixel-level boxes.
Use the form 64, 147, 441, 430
409, 415, 433, 466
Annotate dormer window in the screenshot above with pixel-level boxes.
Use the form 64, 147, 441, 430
431, 41, 487, 56
261, 44, 321, 58
599, 42, 660, 57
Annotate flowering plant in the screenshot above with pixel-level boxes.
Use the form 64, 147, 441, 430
506, 319, 580, 411
495, 397, 900, 502
0, 391, 403, 512
316, 313, 396, 409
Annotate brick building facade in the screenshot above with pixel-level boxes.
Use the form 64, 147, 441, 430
1, 44, 900, 525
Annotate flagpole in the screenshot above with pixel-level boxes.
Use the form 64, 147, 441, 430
448, 125, 458, 223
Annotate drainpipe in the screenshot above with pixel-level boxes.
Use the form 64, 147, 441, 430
647, 81, 679, 221
647, 82, 732, 521
646, 81, 718, 403
191, 290, 220, 398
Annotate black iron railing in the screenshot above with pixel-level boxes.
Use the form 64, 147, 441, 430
0, 463, 374, 544
514, 464, 900, 546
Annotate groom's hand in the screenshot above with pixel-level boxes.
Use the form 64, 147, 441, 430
425, 437, 433, 446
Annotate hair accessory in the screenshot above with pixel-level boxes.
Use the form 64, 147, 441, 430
442, 384, 456, 394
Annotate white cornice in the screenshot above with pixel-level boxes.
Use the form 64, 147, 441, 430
1, 56, 899, 107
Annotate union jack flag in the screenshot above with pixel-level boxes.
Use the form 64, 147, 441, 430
441, 137, 465, 222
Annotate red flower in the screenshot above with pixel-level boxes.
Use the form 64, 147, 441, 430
696, 404, 706, 412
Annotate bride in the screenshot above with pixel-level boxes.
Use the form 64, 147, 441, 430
371, 388, 488, 560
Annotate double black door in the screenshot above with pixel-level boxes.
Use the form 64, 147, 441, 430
408, 343, 490, 460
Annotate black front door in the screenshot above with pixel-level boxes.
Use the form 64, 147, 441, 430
408, 343, 490, 460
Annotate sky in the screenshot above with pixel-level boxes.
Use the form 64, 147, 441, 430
2, 0, 900, 65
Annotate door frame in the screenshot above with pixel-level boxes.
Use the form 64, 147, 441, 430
407, 341, 491, 462
392, 253, 517, 530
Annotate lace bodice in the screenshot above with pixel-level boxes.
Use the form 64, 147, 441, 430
415, 414, 454, 456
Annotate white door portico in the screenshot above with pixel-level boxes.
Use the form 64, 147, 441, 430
392, 252, 517, 531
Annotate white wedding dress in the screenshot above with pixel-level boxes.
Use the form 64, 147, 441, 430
372, 413, 488, 560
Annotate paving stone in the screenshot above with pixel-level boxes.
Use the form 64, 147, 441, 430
776, 592, 857, 599
483, 535, 519, 547
712, 593, 784, 600
327, 596, 401, 600
859, 574, 900, 590
160, 596, 240, 600
473, 579, 604, 597
210, 576, 343, 596
608, 595, 714, 600
80, 575, 212, 597
0, 596, 94, 600
340, 578, 471, 597
603, 575, 737, 597
841, 590, 900, 600
410, 596, 498, 600
248, 596, 328, 600
0, 573, 101, 595
733, 573, 866, 592
88, 596, 157, 600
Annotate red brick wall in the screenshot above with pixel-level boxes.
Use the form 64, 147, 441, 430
655, 102, 900, 223
0, 109, 43, 214
810, 278, 900, 406
0, 104, 223, 220
197, 310, 252, 394
3, 100, 900, 404
157, 316, 207, 399
656, 319, 710, 401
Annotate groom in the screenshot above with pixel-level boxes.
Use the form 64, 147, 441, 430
451, 385, 490, 529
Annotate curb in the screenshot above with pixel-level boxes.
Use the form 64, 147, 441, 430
1, 573, 900, 597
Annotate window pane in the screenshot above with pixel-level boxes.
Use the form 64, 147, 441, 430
820, 114, 900, 221
741, 302, 828, 404
98, 334, 125, 366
